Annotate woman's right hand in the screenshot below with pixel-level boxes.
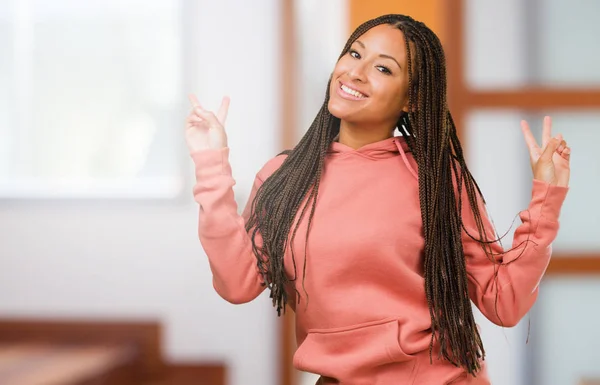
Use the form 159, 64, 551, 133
185, 93, 230, 152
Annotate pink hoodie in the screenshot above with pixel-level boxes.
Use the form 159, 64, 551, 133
191, 136, 568, 385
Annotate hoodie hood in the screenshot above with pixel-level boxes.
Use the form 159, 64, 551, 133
328, 136, 418, 180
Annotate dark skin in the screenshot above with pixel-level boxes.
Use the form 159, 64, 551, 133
328, 24, 410, 150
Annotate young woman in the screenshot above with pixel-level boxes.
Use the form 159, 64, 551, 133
184, 14, 570, 385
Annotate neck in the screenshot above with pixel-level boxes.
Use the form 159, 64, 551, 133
337, 120, 395, 149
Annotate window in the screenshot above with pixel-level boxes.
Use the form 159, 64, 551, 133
0, 0, 184, 198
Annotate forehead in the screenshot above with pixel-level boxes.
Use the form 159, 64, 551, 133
354, 24, 407, 57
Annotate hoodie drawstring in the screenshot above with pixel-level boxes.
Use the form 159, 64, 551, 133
395, 138, 418, 181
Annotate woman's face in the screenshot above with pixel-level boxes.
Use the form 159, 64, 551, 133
328, 24, 411, 127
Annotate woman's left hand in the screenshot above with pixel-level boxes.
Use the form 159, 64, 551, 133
521, 116, 571, 188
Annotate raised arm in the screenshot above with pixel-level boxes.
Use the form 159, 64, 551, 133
191, 147, 267, 304
185, 94, 275, 304
464, 116, 570, 326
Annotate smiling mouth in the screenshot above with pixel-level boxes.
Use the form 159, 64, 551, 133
339, 82, 367, 99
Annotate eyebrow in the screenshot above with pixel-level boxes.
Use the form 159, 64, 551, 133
354, 40, 402, 70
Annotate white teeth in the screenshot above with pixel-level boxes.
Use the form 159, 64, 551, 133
341, 84, 366, 98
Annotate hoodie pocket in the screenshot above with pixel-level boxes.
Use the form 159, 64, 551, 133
294, 317, 414, 382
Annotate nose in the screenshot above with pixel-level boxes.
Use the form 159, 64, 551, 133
347, 62, 368, 83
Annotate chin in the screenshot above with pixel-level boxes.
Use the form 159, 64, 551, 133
327, 98, 352, 120
327, 99, 341, 118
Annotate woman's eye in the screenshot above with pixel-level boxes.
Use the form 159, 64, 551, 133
349, 50, 360, 59
377, 66, 392, 75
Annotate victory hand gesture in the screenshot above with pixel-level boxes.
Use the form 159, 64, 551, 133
521, 116, 571, 188
185, 94, 230, 152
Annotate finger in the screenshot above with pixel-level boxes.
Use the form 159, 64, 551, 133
188, 93, 201, 108
542, 116, 552, 148
195, 108, 221, 127
521, 120, 540, 158
554, 133, 564, 150
556, 139, 566, 154
186, 115, 202, 124
561, 147, 571, 160
540, 136, 561, 162
185, 115, 203, 130
191, 106, 207, 119
216, 96, 230, 126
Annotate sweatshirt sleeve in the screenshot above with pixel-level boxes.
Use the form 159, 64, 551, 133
463, 179, 569, 327
191, 147, 269, 304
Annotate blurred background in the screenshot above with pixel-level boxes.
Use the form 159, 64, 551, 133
0, 0, 598, 384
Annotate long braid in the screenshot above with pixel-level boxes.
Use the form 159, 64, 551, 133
396, 17, 487, 373
247, 14, 501, 376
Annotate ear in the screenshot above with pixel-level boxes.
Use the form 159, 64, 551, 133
401, 100, 415, 113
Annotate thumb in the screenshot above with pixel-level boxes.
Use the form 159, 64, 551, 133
540, 136, 561, 162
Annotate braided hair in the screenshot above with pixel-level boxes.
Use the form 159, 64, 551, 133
246, 14, 498, 375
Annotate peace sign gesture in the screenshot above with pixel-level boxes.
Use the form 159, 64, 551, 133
184, 94, 230, 152
521, 116, 571, 188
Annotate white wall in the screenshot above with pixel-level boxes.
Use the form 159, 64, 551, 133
0, 2, 281, 385
465, 0, 528, 90
294, 0, 348, 141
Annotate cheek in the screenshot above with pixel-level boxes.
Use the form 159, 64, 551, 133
332, 56, 352, 77
370, 81, 408, 119
329, 61, 350, 93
